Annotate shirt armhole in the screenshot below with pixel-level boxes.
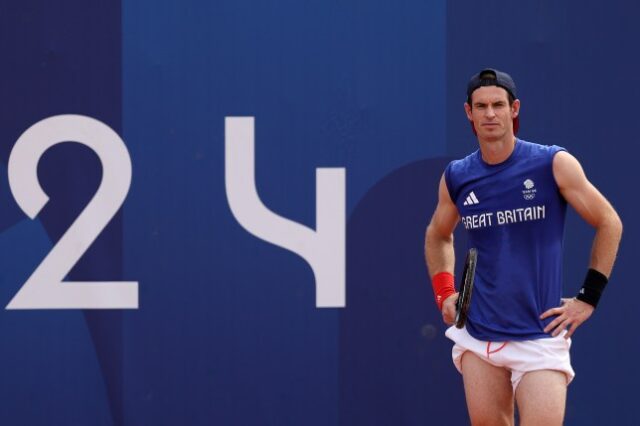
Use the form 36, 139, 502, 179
444, 162, 457, 203
549, 146, 568, 190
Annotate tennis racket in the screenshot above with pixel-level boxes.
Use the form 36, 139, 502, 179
455, 248, 477, 329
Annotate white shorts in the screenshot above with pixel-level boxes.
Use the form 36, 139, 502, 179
445, 325, 575, 392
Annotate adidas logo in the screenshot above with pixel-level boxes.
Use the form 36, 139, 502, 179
463, 191, 480, 206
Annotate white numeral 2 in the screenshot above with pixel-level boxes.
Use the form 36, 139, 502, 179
6, 115, 138, 309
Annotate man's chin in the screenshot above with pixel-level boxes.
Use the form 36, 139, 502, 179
479, 133, 504, 143
479, 128, 508, 141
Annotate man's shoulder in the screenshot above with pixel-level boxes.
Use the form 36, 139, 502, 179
447, 150, 479, 171
517, 138, 566, 157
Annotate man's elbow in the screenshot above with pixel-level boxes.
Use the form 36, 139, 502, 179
613, 212, 623, 239
425, 222, 453, 245
601, 209, 623, 240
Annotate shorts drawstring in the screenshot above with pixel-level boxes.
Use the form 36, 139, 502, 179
486, 341, 508, 358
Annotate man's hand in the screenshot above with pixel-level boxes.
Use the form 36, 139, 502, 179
540, 298, 595, 339
441, 293, 459, 325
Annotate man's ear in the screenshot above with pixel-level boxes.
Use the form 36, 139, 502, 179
512, 99, 521, 118
464, 102, 473, 121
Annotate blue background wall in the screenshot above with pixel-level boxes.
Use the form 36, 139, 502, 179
0, 0, 636, 424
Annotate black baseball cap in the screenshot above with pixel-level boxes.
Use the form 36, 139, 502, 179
466, 68, 517, 103
466, 68, 519, 134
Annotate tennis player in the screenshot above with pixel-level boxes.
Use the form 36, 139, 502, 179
424, 68, 622, 425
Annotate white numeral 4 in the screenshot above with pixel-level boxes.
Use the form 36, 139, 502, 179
225, 117, 346, 307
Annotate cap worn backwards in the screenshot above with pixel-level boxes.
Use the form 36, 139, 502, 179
466, 68, 517, 102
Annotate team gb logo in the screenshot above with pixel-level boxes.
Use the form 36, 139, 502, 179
522, 179, 536, 200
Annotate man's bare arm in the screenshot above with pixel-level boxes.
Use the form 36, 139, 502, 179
541, 151, 623, 338
553, 151, 623, 276
425, 175, 459, 275
425, 174, 460, 323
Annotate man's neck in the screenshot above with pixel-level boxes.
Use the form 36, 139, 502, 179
478, 135, 516, 165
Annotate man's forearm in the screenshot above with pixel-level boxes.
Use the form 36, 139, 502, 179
425, 225, 456, 278
589, 214, 623, 277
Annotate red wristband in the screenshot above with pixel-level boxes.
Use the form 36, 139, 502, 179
432, 272, 455, 311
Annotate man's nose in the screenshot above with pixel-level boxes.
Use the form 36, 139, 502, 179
485, 106, 496, 118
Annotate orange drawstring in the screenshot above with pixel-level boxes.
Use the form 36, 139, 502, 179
486, 341, 508, 358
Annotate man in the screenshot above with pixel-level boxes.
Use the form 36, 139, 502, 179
425, 68, 622, 425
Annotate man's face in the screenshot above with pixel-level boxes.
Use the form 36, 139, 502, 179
464, 86, 520, 141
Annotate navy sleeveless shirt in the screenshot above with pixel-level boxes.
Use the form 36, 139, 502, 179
445, 139, 567, 341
